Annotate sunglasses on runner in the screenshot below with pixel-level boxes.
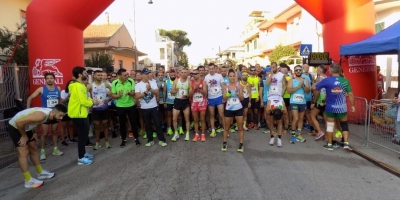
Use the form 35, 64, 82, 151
294, 69, 303, 72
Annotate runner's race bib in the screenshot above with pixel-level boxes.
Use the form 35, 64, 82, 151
209, 87, 221, 95
251, 87, 257, 94
168, 93, 175, 100
228, 97, 240, 105
269, 85, 279, 95
293, 94, 304, 103
47, 99, 59, 108
193, 93, 204, 103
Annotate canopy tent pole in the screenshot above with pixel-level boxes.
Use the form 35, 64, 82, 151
398, 50, 400, 93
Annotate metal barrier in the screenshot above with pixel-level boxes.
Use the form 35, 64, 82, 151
0, 118, 16, 170
367, 99, 400, 153
346, 96, 369, 145
0, 64, 30, 171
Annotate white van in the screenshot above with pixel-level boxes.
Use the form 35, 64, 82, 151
279, 55, 317, 77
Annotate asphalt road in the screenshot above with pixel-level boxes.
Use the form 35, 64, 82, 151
1, 129, 400, 200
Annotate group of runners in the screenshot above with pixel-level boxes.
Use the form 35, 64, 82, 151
8, 62, 355, 188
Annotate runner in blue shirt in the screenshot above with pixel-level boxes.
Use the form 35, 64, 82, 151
314, 63, 355, 151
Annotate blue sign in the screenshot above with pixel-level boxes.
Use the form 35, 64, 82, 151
300, 44, 312, 56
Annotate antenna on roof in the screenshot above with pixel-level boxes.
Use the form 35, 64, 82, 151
105, 12, 109, 25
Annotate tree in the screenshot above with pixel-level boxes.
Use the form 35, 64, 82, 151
268, 45, 298, 64
203, 59, 209, 66
84, 52, 114, 68
158, 29, 192, 50
178, 52, 189, 68
0, 24, 28, 65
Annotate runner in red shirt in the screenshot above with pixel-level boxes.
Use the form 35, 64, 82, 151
189, 68, 208, 142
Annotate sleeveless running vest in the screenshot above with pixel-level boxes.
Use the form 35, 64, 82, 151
9, 108, 51, 131
290, 78, 306, 105
225, 84, 243, 111
165, 79, 175, 104
41, 86, 60, 108
176, 78, 189, 99
191, 79, 206, 105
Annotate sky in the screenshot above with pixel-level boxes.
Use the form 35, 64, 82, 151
92, 0, 294, 65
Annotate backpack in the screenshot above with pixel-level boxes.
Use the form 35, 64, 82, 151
4, 99, 26, 119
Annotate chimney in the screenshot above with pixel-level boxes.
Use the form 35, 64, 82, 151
105, 12, 109, 25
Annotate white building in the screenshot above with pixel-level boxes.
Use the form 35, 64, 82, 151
216, 45, 245, 65
140, 30, 178, 72
374, 0, 400, 94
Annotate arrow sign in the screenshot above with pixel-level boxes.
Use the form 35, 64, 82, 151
300, 44, 312, 56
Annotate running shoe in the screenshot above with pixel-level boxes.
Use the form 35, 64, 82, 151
159, 141, 168, 147
263, 129, 270, 134
120, 140, 127, 148
290, 135, 296, 144
52, 148, 63, 156
323, 144, 334, 151
167, 128, 173, 135
69, 138, 78, 143
216, 127, 223, 133
296, 135, 306, 143
201, 134, 206, 142
78, 157, 93, 165
221, 143, 227, 152
105, 141, 112, 149
192, 134, 200, 142
254, 124, 260, 130
210, 130, 216, 138
277, 138, 282, 148
343, 143, 352, 151
190, 121, 195, 130
243, 125, 249, 131
179, 127, 184, 135
229, 127, 236, 133
315, 132, 325, 141
332, 142, 340, 149
61, 141, 68, 146
153, 132, 157, 138
185, 133, 190, 141
93, 142, 101, 150
269, 137, 275, 146
237, 144, 244, 153
40, 150, 46, 160
135, 139, 141, 146
145, 141, 154, 147
172, 134, 179, 142
128, 132, 134, 138
84, 153, 94, 159
85, 142, 93, 148
37, 170, 55, 180
25, 178, 43, 188
143, 133, 147, 139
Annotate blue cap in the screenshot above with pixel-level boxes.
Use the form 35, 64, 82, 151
141, 68, 151, 74
263, 67, 271, 73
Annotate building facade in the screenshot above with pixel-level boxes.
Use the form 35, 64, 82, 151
83, 23, 146, 72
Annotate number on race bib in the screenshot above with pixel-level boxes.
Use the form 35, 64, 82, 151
47, 99, 59, 108
293, 94, 304, 103
168, 93, 175, 100
251, 87, 257, 94
228, 97, 240, 105
270, 85, 279, 95
193, 93, 203, 103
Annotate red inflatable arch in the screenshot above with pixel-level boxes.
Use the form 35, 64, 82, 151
27, 0, 114, 106
296, 0, 376, 100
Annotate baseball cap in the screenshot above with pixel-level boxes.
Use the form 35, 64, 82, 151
141, 68, 151, 74
263, 67, 271, 73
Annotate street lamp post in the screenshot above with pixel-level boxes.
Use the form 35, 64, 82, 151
133, 0, 138, 70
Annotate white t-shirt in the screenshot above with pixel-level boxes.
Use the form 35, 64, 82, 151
135, 81, 158, 109
60, 90, 68, 100
205, 73, 224, 99
268, 72, 284, 97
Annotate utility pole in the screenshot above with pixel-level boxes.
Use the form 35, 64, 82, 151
133, 0, 138, 70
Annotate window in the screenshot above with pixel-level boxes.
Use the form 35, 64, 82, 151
119, 60, 123, 68
375, 22, 385, 33
232, 53, 236, 59
253, 39, 258, 50
160, 48, 165, 60
246, 43, 249, 52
